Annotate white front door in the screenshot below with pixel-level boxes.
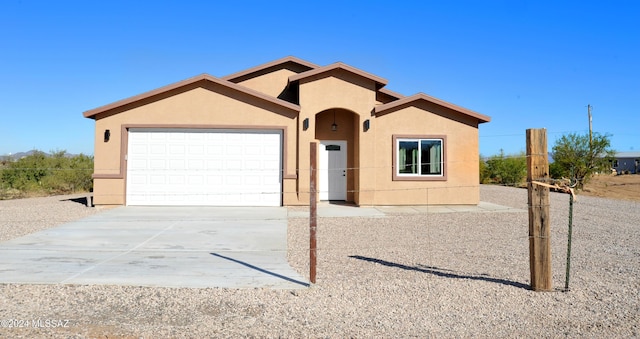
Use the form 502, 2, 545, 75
319, 140, 347, 201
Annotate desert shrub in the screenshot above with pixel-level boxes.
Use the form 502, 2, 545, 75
479, 155, 492, 184
0, 150, 93, 196
552, 132, 614, 189
549, 161, 568, 179
483, 150, 527, 186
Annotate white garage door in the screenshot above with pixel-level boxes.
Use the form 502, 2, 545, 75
126, 129, 282, 206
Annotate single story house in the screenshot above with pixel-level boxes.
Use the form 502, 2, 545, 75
611, 152, 640, 174
84, 56, 490, 207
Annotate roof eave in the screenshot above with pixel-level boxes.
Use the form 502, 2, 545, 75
83, 74, 301, 119
221, 56, 320, 82
378, 87, 405, 99
289, 62, 388, 87
374, 93, 491, 123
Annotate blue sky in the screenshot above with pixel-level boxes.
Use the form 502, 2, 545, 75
1, 1, 637, 157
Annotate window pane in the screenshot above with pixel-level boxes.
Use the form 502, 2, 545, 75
398, 141, 419, 174
420, 139, 442, 175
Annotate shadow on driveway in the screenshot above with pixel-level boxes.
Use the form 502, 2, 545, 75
211, 253, 309, 287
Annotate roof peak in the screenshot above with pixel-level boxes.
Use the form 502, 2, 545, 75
221, 56, 319, 82
288, 62, 388, 87
374, 92, 490, 123
83, 73, 300, 119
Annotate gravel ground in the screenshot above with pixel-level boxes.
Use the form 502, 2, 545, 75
0, 186, 638, 338
0, 194, 101, 242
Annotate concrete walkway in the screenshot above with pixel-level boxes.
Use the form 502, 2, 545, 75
0, 202, 523, 289
288, 201, 525, 218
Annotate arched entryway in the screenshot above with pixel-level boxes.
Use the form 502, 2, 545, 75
315, 108, 359, 202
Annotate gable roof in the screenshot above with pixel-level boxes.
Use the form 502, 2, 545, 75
83, 73, 301, 119
374, 92, 491, 123
378, 87, 404, 99
83, 57, 488, 124
221, 56, 319, 83
289, 62, 388, 89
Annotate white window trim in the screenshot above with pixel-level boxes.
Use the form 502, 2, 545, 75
392, 135, 447, 182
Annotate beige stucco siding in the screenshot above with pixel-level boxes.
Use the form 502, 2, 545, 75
297, 70, 377, 114
87, 58, 489, 207
295, 72, 378, 205
234, 68, 297, 98
370, 105, 481, 205
92, 86, 298, 205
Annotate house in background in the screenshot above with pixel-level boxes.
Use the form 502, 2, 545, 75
84, 56, 490, 207
612, 152, 640, 174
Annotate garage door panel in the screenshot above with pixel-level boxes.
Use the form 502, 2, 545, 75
149, 133, 166, 141
129, 174, 147, 185
226, 145, 242, 155
226, 160, 242, 170
149, 159, 165, 169
245, 159, 260, 169
188, 175, 204, 185
169, 159, 185, 170
187, 133, 205, 141
207, 160, 223, 169
168, 175, 185, 185
169, 145, 185, 154
245, 145, 261, 155
188, 159, 204, 169
188, 144, 204, 154
150, 175, 165, 185
207, 145, 223, 155
128, 159, 147, 170
168, 133, 185, 140
150, 144, 166, 154
226, 175, 242, 185
126, 129, 281, 206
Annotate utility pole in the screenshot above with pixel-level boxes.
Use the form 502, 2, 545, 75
588, 104, 593, 146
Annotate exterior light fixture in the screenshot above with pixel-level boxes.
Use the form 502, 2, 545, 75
303, 118, 309, 131
104, 129, 110, 142
363, 119, 370, 132
331, 110, 338, 132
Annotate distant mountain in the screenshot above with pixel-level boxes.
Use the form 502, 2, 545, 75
1, 150, 78, 161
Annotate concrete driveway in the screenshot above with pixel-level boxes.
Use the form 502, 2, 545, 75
0, 207, 308, 289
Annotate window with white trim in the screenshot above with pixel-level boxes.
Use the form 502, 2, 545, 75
397, 138, 444, 176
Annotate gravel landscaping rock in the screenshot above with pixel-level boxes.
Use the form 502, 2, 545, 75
1, 186, 638, 338
0, 194, 101, 242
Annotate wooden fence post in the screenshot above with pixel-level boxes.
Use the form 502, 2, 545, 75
310, 142, 318, 284
526, 128, 552, 291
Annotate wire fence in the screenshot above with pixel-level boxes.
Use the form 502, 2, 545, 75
0, 160, 592, 291
0, 155, 573, 201
0, 128, 626, 293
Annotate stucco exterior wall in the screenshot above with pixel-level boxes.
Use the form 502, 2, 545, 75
295, 71, 377, 205
370, 105, 481, 205
92, 86, 298, 205
87, 58, 488, 207
234, 68, 297, 98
